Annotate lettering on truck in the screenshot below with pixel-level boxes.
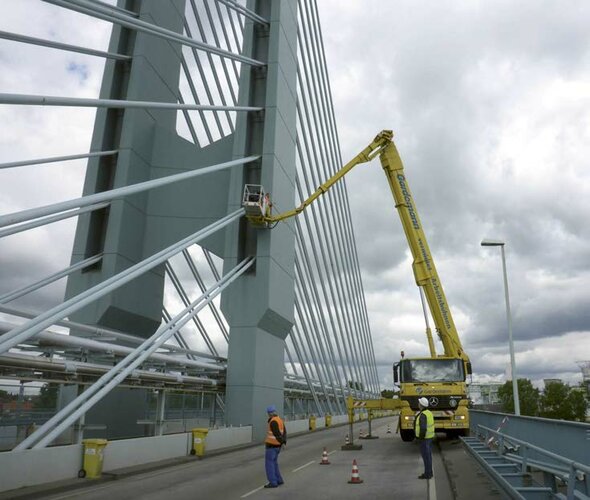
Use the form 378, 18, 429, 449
417, 238, 432, 272
411, 389, 456, 395
396, 174, 420, 230
431, 277, 452, 330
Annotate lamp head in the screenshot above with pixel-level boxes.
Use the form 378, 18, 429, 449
481, 238, 505, 247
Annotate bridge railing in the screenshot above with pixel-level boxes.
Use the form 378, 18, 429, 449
470, 409, 590, 466
478, 424, 589, 498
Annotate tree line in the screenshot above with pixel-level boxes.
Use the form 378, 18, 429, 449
497, 379, 587, 421
380, 379, 588, 422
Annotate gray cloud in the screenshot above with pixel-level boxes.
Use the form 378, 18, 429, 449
319, 0, 590, 387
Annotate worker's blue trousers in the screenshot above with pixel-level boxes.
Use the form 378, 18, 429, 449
419, 438, 433, 477
265, 446, 283, 486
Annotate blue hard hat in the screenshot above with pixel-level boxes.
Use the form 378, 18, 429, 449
266, 405, 276, 413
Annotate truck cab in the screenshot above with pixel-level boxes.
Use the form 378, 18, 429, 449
394, 357, 471, 440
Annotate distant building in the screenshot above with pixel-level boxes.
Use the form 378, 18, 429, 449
576, 361, 590, 421
543, 378, 562, 388
468, 383, 502, 406
577, 361, 590, 395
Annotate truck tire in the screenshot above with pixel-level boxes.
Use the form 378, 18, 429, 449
400, 429, 415, 442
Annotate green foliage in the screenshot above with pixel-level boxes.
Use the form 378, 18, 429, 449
539, 381, 588, 422
347, 381, 364, 391
498, 379, 588, 421
381, 390, 394, 399
0, 389, 18, 402
569, 390, 588, 422
497, 379, 539, 416
33, 383, 59, 409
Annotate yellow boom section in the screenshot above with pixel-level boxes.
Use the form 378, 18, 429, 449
251, 130, 468, 362
378, 141, 467, 362
266, 130, 393, 223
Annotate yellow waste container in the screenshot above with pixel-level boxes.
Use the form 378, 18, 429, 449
325, 414, 332, 427
308, 415, 316, 431
191, 428, 209, 456
79, 439, 108, 479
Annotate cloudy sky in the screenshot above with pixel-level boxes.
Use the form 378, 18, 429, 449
1, 1, 589, 394
318, 0, 590, 389
0, 1, 113, 313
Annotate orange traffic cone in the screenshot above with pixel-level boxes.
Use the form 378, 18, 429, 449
359, 429, 365, 438
386, 424, 391, 434
348, 459, 363, 484
319, 447, 330, 465
344, 434, 350, 445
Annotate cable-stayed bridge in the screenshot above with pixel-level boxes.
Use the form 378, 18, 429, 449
0, 0, 378, 446
0, 2, 588, 498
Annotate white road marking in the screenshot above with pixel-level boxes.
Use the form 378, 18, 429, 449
327, 450, 337, 455
428, 474, 437, 500
241, 485, 265, 498
241, 453, 319, 497
292, 459, 315, 472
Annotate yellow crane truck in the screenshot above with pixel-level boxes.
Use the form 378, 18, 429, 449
243, 130, 472, 441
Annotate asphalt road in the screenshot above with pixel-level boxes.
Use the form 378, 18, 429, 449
24, 417, 501, 500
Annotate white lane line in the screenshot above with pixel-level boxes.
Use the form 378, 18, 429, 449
428, 474, 437, 500
241, 485, 265, 498
292, 459, 315, 472
242, 452, 336, 497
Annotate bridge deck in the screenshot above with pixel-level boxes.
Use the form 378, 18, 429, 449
3, 417, 504, 500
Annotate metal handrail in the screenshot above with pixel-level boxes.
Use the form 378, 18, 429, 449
477, 424, 590, 475
475, 424, 590, 499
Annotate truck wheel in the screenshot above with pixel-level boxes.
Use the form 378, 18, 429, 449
445, 430, 459, 440
78, 469, 86, 478
400, 429, 415, 442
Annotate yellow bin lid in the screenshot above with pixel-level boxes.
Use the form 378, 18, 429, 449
82, 439, 108, 446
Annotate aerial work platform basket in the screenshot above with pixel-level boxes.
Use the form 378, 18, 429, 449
242, 184, 270, 226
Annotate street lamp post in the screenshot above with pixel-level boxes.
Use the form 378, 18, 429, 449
481, 239, 521, 416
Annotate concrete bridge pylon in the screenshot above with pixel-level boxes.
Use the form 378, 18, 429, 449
64, 0, 298, 441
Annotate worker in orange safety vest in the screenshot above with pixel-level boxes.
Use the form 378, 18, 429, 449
264, 405, 287, 488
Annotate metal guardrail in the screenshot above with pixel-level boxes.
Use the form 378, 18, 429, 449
145, 409, 222, 421
463, 424, 590, 500
0, 410, 56, 427
470, 410, 590, 466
